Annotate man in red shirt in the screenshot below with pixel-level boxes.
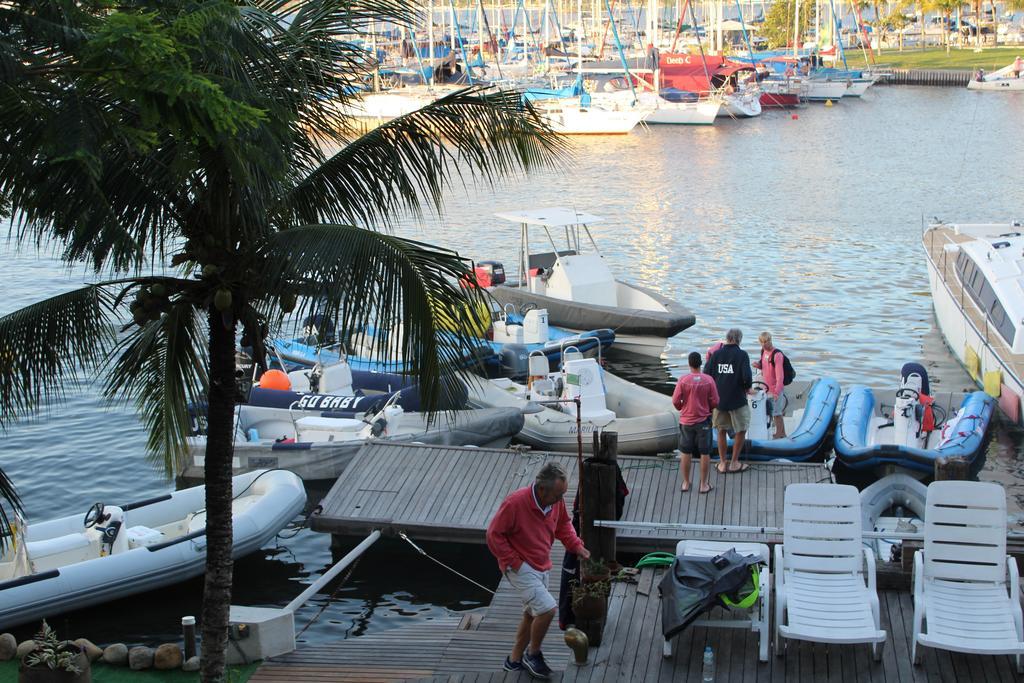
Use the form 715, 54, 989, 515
672, 351, 720, 494
486, 462, 590, 678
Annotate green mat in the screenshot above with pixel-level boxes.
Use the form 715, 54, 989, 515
0, 660, 258, 682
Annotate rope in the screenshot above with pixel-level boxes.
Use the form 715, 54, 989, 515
296, 552, 365, 638
399, 532, 496, 595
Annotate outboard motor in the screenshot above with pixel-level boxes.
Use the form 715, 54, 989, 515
893, 372, 925, 448
746, 374, 772, 441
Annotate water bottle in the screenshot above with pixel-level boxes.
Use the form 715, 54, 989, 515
701, 645, 715, 682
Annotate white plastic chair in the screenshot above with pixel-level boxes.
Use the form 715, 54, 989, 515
912, 481, 1024, 673
662, 540, 771, 662
774, 483, 886, 659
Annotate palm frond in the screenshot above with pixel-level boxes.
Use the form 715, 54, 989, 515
0, 285, 115, 429
103, 297, 210, 474
279, 87, 568, 229
258, 224, 489, 412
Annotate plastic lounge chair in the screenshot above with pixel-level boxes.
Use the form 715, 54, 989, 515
774, 483, 886, 659
912, 481, 1024, 673
662, 540, 771, 662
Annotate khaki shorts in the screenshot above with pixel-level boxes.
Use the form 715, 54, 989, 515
505, 562, 556, 616
713, 404, 751, 433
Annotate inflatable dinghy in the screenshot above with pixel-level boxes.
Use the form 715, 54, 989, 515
860, 473, 927, 563
723, 377, 840, 461
467, 352, 678, 454
0, 470, 305, 630
834, 363, 996, 474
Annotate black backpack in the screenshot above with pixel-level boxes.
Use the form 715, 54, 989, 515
767, 349, 795, 386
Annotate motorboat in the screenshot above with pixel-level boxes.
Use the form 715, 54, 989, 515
484, 208, 696, 357
466, 353, 679, 454
724, 377, 841, 461
0, 470, 306, 630
480, 306, 615, 377
183, 360, 524, 481
270, 334, 494, 376
834, 364, 996, 475
923, 220, 1024, 425
967, 62, 1024, 91
860, 473, 927, 563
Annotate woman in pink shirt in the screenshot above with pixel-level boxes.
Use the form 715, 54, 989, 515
754, 331, 787, 438
671, 351, 719, 493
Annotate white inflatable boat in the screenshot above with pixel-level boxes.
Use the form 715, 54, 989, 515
0, 469, 306, 630
466, 353, 679, 454
860, 473, 927, 563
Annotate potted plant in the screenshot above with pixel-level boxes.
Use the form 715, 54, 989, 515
571, 578, 610, 620
18, 621, 91, 683
581, 557, 611, 583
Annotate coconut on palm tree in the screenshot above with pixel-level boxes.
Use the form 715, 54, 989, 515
0, 1, 564, 680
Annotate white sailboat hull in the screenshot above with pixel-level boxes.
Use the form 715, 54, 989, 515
642, 97, 721, 125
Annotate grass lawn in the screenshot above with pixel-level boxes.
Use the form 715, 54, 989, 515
867, 46, 1023, 70
0, 660, 259, 681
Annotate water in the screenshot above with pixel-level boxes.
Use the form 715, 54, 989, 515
1, 86, 1023, 647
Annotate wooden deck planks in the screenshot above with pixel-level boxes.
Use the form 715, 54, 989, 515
312, 443, 829, 552
253, 563, 1024, 683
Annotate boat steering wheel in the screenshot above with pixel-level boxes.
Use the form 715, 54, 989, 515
84, 502, 106, 529
895, 387, 920, 401
751, 380, 769, 393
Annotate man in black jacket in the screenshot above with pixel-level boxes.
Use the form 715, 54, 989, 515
704, 328, 753, 474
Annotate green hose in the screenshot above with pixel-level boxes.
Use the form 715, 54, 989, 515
635, 551, 676, 568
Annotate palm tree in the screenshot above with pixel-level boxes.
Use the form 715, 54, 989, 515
0, 1, 564, 680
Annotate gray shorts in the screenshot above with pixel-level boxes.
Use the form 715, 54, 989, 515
768, 391, 789, 417
505, 562, 556, 616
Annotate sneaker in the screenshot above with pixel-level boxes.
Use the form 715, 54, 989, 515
503, 656, 524, 672
523, 650, 552, 679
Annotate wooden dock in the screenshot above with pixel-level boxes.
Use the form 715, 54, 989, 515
310, 442, 832, 552
250, 550, 1023, 682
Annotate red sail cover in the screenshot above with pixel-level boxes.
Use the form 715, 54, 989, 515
656, 53, 757, 94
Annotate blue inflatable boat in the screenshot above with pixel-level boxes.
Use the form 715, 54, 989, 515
721, 378, 841, 461
834, 386, 995, 474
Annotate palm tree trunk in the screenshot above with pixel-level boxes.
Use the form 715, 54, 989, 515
200, 307, 237, 682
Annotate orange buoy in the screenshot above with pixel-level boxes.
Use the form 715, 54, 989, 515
791, 113, 799, 120
260, 369, 291, 390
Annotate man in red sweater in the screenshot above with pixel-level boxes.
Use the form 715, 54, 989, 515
486, 462, 590, 679
672, 351, 720, 494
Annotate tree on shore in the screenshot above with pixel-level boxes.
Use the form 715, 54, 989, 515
762, 0, 817, 50
0, 1, 563, 680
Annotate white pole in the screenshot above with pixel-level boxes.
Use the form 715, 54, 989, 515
429, 0, 436, 85
285, 530, 381, 613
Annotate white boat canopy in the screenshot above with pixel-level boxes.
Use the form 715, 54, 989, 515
494, 207, 604, 228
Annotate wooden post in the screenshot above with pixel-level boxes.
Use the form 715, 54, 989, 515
581, 431, 618, 563
934, 456, 970, 481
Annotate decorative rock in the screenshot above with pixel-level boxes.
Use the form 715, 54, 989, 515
153, 643, 183, 670
15, 640, 36, 660
128, 645, 154, 670
102, 642, 128, 665
0, 633, 16, 661
182, 655, 200, 672
73, 638, 103, 662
